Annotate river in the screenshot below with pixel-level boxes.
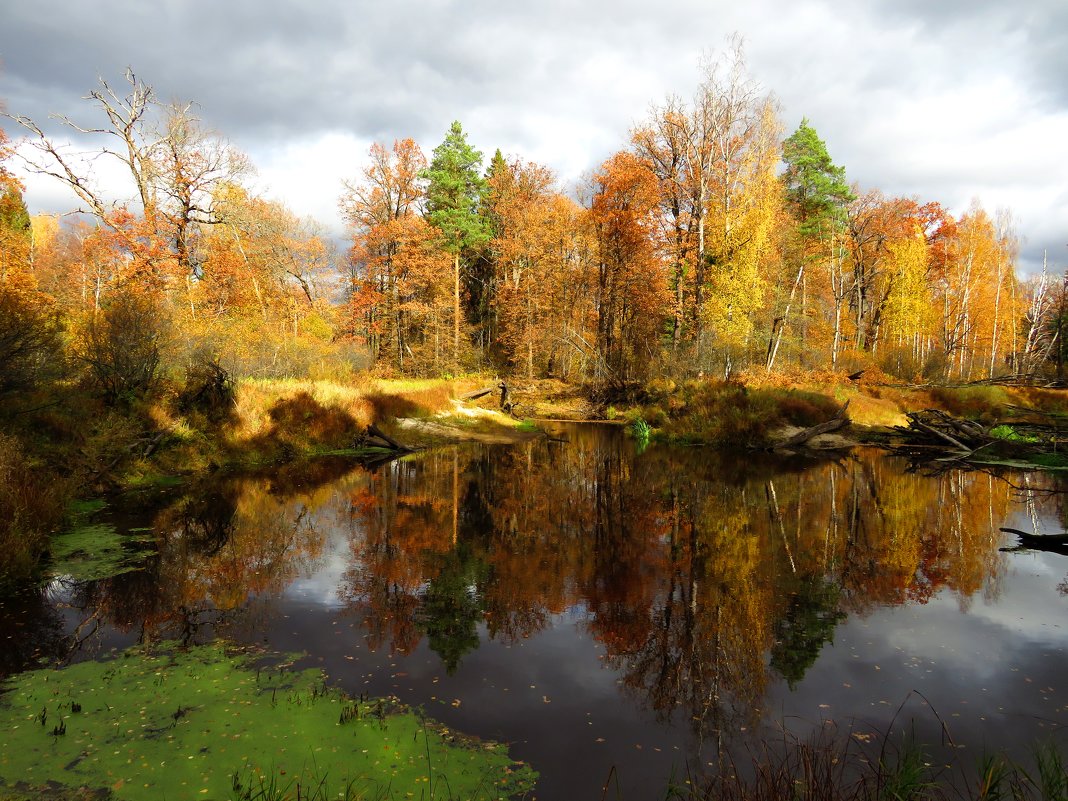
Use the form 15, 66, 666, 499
3, 423, 1067, 799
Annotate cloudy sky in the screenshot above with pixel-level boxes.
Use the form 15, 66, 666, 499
2, 0, 1066, 273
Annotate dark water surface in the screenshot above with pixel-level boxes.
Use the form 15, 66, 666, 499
5, 424, 1068, 799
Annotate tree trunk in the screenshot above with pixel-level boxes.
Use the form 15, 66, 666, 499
453, 251, 460, 369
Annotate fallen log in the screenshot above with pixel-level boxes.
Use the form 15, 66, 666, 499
999, 527, 1068, 556
906, 414, 971, 452
999, 527, 1068, 545
772, 402, 850, 449
356, 423, 413, 453
459, 386, 496, 401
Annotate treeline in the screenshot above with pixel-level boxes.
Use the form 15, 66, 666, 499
338, 43, 1064, 386
1, 50, 1066, 400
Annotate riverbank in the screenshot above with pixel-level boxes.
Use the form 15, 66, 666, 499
5, 369, 1068, 591
0, 375, 532, 590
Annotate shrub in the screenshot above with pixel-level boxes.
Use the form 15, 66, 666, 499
0, 281, 64, 397
659, 382, 841, 446
0, 433, 67, 590
74, 290, 172, 403
928, 386, 1010, 421
178, 352, 236, 421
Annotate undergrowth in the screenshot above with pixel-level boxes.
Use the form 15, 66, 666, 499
667, 725, 1067, 801
650, 382, 842, 447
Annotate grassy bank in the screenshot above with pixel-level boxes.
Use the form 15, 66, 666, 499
573, 369, 1068, 449
0, 375, 493, 590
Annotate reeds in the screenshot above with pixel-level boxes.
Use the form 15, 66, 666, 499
671, 726, 1066, 801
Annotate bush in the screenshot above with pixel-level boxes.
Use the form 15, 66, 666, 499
0, 282, 64, 397
0, 433, 67, 591
659, 381, 841, 446
178, 352, 236, 421
928, 386, 1010, 421
75, 290, 172, 403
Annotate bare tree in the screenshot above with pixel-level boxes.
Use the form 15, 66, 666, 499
7, 69, 248, 280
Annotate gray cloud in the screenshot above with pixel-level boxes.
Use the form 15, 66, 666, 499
2, 0, 1065, 271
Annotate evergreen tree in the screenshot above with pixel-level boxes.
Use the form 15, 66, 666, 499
782, 118, 854, 238
469, 147, 508, 356
422, 122, 490, 367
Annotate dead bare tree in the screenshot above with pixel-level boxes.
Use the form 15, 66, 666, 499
7, 69, 248, 280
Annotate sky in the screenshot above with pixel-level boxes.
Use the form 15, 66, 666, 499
1, 0, 1066, 274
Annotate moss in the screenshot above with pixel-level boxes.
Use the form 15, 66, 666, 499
989, 424, 1041, 443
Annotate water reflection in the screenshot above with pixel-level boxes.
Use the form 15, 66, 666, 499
327, 434, 1025, 735
11, 427, 1068, 796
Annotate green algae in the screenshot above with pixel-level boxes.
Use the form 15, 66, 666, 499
47, 524, 155, 582
0, 643, 536, 801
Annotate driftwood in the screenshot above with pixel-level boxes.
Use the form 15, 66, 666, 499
356, 423, 413, 453
892, 410, 1001, 454
459, 386, 496, 401
999, 527, 1068, 545
880, 408, 1068, 473
999, 527, 1068, 556
772, 402, 850, 450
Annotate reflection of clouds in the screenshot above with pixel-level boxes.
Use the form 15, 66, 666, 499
970, 550, 1068, 642
770, 562, 1068, 762
283, 523, 352, 608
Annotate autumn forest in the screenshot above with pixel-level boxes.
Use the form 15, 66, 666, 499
2, 45, 1061, 396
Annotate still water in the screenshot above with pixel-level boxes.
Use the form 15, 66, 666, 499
5, 424, 1068, 799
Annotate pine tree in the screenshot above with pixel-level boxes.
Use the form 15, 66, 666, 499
782, 118, 853, 237
422, 122, 490, 367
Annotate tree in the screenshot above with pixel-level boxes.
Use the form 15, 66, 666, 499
9, 69, 247, 286
74, 288, 170, 403
702, 97, 782, 374
782, 119, 852, 237
485, 156, 567, 378
0, 278, 62, 398
589, 152, 668, 384
340, 140, 431, 369
633, 39, 780, 372
632, 95, 695, 352
769, 119, 853, 370
422, 122, 490, 368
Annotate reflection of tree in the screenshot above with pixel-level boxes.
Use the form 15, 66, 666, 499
418, 544, 487, 674
57, 463, 343, 650
335, 436, 1028, 740
770, 575, 845, 689
36, 429, 1042, 741
339, 454, 457, 656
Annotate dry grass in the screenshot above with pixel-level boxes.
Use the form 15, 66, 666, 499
234, 378, 376, 439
